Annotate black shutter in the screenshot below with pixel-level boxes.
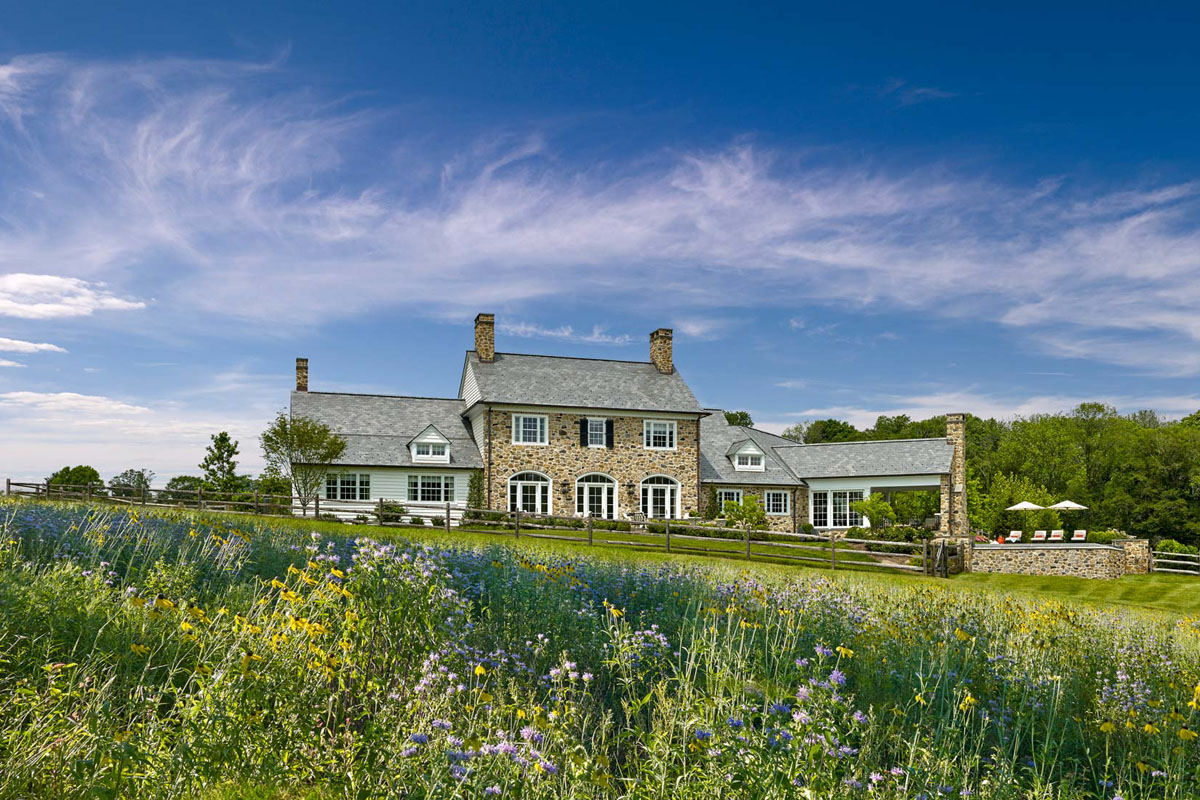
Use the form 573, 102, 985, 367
605, 419, 615, 448
579, 419, 588, 447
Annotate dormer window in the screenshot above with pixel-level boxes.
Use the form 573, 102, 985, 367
729, 441, 765, 472
409, 424, 451, 463
736, 453, 763, 470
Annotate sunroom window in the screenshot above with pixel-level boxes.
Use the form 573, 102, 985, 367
326, 473, 370, 501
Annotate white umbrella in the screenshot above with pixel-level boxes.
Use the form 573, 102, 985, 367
1047, 500, 1088, 510
1006, 501, 1045, 511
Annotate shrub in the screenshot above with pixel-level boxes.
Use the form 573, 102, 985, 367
430, 516, 445, 528
408, 516, 426, 526
1087, 529, 1126, 544
1157, 538, 1199, 555
377, 501, 407, 524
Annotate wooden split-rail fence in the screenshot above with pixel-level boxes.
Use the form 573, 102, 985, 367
5, 479, 962, 577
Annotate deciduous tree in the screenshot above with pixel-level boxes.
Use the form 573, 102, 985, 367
260, 412, 347, 515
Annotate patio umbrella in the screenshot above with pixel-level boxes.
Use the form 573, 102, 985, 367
1005, 501, 1044, 511
1047, 500, 1088, 511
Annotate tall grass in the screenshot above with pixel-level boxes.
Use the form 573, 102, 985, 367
1, 499, 1198, 799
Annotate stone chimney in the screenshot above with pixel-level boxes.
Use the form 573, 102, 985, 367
649, 328, 673, 374
944, 412, 967, 537
475, 313, 495, 363
295, 358, 309, 392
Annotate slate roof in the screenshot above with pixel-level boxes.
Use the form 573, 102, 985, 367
290, 391, 482, 468
700, 410, 953, 484
772, 437, 954, 479
461, 351, 704, 413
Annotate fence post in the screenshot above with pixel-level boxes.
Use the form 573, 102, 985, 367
198, 487, 205, 511
745, 524, 751, 559
587, 515, 593, 546
141, 486, 147, 506
514, 509, 521, 539
445, 501, 452, 533
377, 497, 384, 525
252, 491, 259, 515
830, 533, 837, 571
665, 518, 671, 553
923, 539, 930, 576
4, 478, 8, 497
314, 494, 319, 518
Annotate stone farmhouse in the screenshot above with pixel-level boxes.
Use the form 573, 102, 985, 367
290, 313, 967, 535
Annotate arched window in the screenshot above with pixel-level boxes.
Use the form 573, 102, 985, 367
640, 475, 680, 520
509, 471, 551, 515
576, 473, 617, 520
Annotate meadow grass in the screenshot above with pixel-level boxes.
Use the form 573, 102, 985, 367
1, 498, 1199, 799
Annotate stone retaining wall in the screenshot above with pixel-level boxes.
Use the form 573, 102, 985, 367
970, 541, 1150, 580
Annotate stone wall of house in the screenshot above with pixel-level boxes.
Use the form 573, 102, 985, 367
699, 484, 803, 532
970, 544, 1128, 579
484, 410, 700, 519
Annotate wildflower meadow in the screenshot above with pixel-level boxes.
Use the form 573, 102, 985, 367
1, 500, 1198, 799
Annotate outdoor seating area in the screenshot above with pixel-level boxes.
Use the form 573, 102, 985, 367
999, 500, 1090, 543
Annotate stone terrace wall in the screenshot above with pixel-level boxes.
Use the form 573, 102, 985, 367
971, 543, 1134, 580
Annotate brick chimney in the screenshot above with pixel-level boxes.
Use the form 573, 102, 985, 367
943, 412, 967, 537
649, 328, 673, 374
295, 357, 309, 392
475, 313, 495, 363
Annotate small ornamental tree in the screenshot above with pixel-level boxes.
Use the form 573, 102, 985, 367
200, 432, 241, 494
703, 485, 720, 520
466, 471, 485, 517
724, 410, 754, 427
260, 411, 347, 516
851, 492, 895, 532
724, 495, 767, 531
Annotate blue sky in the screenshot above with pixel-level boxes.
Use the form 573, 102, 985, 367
1, 1, 1199, 481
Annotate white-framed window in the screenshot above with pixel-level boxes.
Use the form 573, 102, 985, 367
587, 418, 607, 448
765, 490, 790, 516
643, 420, 677, 450
326, 472, 370, 501
734, 453, 763, 471
413, 442, 449, 463
407, 474, 455, 503
512, 414, 548, 445
641, 475, 680, 519
576, 473, 617, 519
509, 471, 551, 514
716, 489, 743, 509
810, 490, 863, 528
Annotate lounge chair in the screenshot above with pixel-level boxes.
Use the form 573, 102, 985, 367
1072, 529, 1087, 542
1006, 530, 1023, 543
1049, 530, 1064, 542
1031, 530, 1047, 542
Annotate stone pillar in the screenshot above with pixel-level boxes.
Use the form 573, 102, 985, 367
1121, 539, 1150, 574
295, 358, 308, 392
650, 328, 673, 374
946, 412, 968, 538
475, 313, 495, 362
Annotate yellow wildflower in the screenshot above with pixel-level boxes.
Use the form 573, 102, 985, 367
1143, 723, 1161, 735
959, 693, 977, 712
1100, 721, 1116, 734
475, 664, 487, 676
1179, 726, 1198, 742
154, 596, 175, 611
130, 643, 150, 656
836, 645, 854, 659
130, 596, 147, 608
954, 628, 970, 641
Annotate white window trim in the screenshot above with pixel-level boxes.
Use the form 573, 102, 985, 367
411, 442, 450, 464
642, 420, 677, 451
809, 489, 864, 528
406, 473, 457, 504
733, 453, 765, 472
716, 489, 743, 508
765, 490, 790, 516
508, 471, 553, 515
640, 475, 682, 520
575, 473, 618, 519
586, 417, 607, 448
512, 413, 549, 446
326, 472, 370, 501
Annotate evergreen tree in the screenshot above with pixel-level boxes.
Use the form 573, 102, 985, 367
200, 432, 241, 493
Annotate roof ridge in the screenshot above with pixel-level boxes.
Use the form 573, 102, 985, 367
470, 349, 655, 367
772, 437, 951, 448
296, 391, 465, 402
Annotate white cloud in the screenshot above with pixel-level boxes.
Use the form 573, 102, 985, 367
0, 358, 24, 367
672, 317, 732, 340
0, 53, 1197, 373
0, 336, 67, 353
0, 274, 144, 319
498, 321, 633, 345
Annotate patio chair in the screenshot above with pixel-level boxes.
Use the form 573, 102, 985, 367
1050, 529, 1064, 542
1031, 530, 1047, 542
1006, 530, 1023, 543
1071, 529, 1087, 542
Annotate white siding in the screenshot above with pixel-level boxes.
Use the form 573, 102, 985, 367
461, 366, 482, 406
315, 467, 475, 522
466, 406, 487, 459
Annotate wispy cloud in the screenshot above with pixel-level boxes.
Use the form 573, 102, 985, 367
0, 53, 1197, 374
673, 317, 732, 341
499, 321, 633, 345
0, 336, 67, 353
0, 358, 24, 368
875, 78, 959, 107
